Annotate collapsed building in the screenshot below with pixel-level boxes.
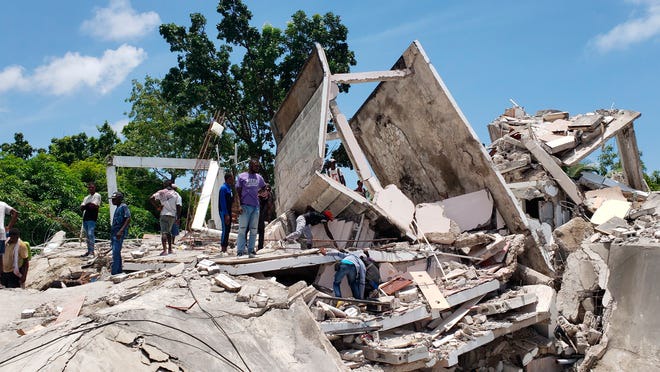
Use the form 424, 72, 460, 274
0, 41, 659, 371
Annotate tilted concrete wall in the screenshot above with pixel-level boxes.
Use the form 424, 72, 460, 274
350, 41, 527, 233
272, 45, 330, 215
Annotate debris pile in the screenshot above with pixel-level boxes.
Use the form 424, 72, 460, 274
1, 40, 659, 371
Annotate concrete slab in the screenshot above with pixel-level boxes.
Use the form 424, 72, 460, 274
350, 41, 528, 234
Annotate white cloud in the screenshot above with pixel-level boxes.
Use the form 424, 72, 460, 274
81, 0, 161, 42
591, 0, 660, 52
110, 118, 129, 134
0, 45, 146, 96
0, 65, 29, 93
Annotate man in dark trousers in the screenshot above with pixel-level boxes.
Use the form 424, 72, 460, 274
285, 206, 338, 250
320, 247, 367, 300
1, 228, 28, 288
110, 191, 131, 275
255, 183, 273, 251
80, 182, 101, 257
219, 172, 234, 253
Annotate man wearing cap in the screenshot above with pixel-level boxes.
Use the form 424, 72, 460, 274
235, 158, 266, 258
150, 180, 182, 256
0, 199, 18, 274
110, 191, 131, 275
80, 182, 101, 257
325, 158, 345, 186
1, 228, 28, 288
285, 206, 338, 250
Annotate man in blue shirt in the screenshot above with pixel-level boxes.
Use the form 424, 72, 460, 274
219, 172, 234, 253
110, 191, 131, 275
320, 248, 366, 299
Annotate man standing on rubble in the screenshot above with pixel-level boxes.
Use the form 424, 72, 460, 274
0, 199, 18, 274
110, 191, 131, 275
150, 180, 182, 256
1, 228, 28, 288
80, 182, 101, 257
285, 207, 338, 250
219, 172, 234, 253
235, 158, 266, 258
325, 159, 345, 185
320, 248, 366, 300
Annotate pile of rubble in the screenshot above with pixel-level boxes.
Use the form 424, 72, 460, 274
1, 40, 659, 371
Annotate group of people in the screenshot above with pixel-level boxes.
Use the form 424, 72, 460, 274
325, 158, 369, 199
219, 158, 272, 257
79, 182, 131, 276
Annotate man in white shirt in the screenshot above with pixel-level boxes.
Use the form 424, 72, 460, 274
326, 159, 345, 185
150, 180, 182, 256
0, 200, 18, 273
80, 182, 101, 257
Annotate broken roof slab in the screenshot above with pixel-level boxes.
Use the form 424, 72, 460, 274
349, 41, 528, 233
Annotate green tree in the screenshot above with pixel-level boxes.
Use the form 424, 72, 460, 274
159, 0, 356, 180
94, 122, 121, 160
49, 133, 95, 165
1, 132, 34, 159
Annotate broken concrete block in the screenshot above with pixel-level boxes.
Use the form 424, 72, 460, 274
110, 273, 128, 284
142, 343, 169, 362
21, 309, 35, 319
212, 274, 241, 292
130, 250, 145, 259
441, 189, 494, 232
165, 263, 185, 276
196, 259, 215, 270
236, 284, 260, 302
340, 349, 364, 362
396, 287, 419, 303
553, 217, 594, 253
372, 184, 416, 234
249, 293, 269, 308
414, 202, 460, 244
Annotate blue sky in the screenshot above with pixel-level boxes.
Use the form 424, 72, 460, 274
1, 0, 659, 175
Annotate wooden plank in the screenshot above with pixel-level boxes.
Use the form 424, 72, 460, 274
53, 295, 85, 325
521, 136, 583, 205
429, 295, 484, 335
561, 110, 640, 166
330, 69, 411, 84
410, 271, 450, 312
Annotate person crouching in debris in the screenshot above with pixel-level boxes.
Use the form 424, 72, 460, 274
1, 228, 28, 288
150, 180, 182, 256
320, 248, 367, 300
361, 251, 381, 298
110, 191, 131, 275
284, 207, 337, 250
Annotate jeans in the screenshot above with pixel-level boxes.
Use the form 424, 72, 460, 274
236, 205, 259, 255
220, 212, 231, 249
286, 215, 312, 247
111, 236, 124, 275
83, 220, 96, 253
333, 263, 361, 299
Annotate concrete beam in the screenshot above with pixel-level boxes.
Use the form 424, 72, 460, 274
521, 136, 584, 205
109, 155, 211, 169
560, 110, 640, 166
330, 69, 411, 84
616, 124, 648, 191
